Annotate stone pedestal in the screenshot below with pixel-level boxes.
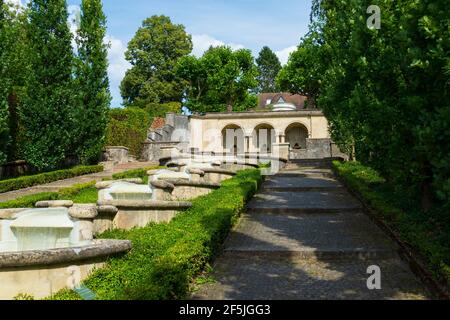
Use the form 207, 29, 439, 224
272, 143, 290, 161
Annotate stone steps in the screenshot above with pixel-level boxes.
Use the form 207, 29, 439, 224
224, 212, 397, 261
192, 256, 428, 300
191, 166, 430, 300
247, 191, 363, 214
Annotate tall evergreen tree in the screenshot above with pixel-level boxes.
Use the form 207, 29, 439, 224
74, 0, 111, 164
256, 46, 282, 93
0, 0, 9, 164
0, 1, 30, 162
22, 0, 75, 170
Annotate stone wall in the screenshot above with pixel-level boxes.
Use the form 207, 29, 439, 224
102, 146, 130, 164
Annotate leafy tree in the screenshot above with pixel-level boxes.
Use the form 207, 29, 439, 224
22, 0, 75, 170
120, 15, 192, 108
177, 46, 258, 113
277, 27, 324, 108
256, 46, 281, 93
0, 0, 10, 164
302, 0, 449, 210
0, 1, 29, 164
74, 0, 111, 164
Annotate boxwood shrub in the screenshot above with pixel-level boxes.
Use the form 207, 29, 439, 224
50, 169, 262, 300
0, 165, 103, 193
332, 160, 450, 291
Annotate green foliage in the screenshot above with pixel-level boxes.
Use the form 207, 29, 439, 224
105, 108, 151, 157
176, 46, 258, 113
120, 15, 193, 107
0, 1, 9, 165
14, 293, 35, 300
0, 1, 29, 164
0, 180, 97, 208
58, 181, 98, 203
73, 0, 111, 164
277, 26, 323, 108
0, 192, 59, 209
333, 161, 450, 289
21, 0, 76, 171
49, 169, 262, 300
0, 165, 103, 193
111, 165, 163, 180
145, 102, 182, 118
291, 0, 449, 211
256, 46, 282, 93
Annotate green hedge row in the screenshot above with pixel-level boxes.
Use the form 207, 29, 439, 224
0, 181, 98, 209
50, 169, 262, 300
332, 161, 450, 290
0, 165, 103, 193
111, 165, 164, 184
105, 108, 151, 157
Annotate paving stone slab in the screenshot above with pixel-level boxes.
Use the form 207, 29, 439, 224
225, 213, 397, 257
192, 256, 430, 300
247, 191, 362, 213
263, 176, 342, 191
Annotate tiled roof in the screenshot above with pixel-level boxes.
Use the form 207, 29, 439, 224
150, 117, 166, 130
258, 93, 308, 110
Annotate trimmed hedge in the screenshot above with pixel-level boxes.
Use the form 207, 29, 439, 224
0, 165, 103, 194
105, 108, 150, 157
50, 169, 262, 300
111, 165, 164, 184
0, 192, 59, 209
0, 181, 98, 209
332, 161, 450, 291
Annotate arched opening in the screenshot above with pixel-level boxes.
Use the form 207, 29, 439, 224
253, 124, 275, 154
285, 123, 308, 150
222, 124, 244, 155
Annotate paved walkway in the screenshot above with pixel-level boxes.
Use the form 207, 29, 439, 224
192, 162, 430, 300
0, 162, 156, 203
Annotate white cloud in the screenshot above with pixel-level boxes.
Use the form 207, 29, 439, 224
105, 35, 130, 83
191, 34, 245, 57
275, 46, 297, 65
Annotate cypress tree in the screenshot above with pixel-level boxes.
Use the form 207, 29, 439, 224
0, 0, 10, 165
256, 46, 282, 93
74, 0, 111, 164
22, 0, 75, 170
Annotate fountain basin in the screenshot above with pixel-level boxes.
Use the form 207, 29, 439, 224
0, 208, 93, 253
95, 200, 192, 232
0, 239, 131, 299
151, 179, 221, 201
98, 181, 153, 202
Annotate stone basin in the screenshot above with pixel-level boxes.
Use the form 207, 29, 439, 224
98, 181, 153, 202
0, 239, 131, 299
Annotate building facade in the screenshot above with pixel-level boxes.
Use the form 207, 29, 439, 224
141, 94, 346, 163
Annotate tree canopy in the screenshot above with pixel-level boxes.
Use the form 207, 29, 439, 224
177, 46, 258, 113
287, 0, 449, 210
74, 0, 111, 164
256, 46, 281, 93
277, 26, 324, 108
21, 0, 76, 170
120, 15, 193, 108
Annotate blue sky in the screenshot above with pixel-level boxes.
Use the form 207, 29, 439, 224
13, 0, 313, 107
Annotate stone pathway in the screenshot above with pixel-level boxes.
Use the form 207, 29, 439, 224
0, 162, 156, 203
192, 162, 430, 300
